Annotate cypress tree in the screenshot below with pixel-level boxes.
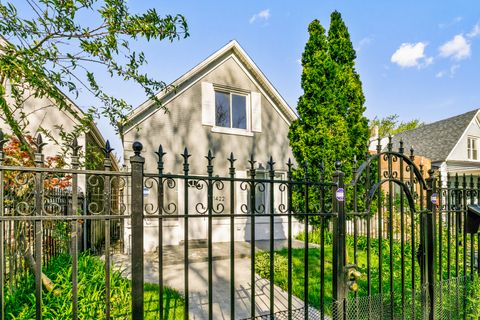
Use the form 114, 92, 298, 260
288, 13, 368, 217
328, 11, 369, 167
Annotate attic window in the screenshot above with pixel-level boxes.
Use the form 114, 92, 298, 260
215, 91, 247, 129
468, 137, 478, 160
201, 82, 262, 134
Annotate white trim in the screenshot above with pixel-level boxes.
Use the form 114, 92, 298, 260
445, 110, 480, 161
467, 136, 480, 161
210, 126, 254, 137
124, 40, 297, 134
230, 55, 289, 125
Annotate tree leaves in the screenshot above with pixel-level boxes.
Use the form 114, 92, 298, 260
288, 12, 369, 219
0, 0, 189, 157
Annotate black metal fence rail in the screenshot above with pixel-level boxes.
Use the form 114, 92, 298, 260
136, 145, 340, 320
1, 133, 479, 320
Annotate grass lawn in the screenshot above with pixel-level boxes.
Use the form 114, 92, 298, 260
255, 229, 477, 317
4, 253, 185, 320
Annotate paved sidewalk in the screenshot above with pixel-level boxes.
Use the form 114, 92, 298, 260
110, 240, 318, 319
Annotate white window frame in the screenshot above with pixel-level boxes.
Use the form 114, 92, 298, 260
214, 90, 248, 129
468, 136, 479, 160
212, 87, 252, 136
202, 82, 262, 135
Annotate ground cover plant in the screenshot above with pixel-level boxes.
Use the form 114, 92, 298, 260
4, 253, 184, 319
256, 228, 478, 318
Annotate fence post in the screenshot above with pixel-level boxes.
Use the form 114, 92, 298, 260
130, 141, 145, 319
0, 130, 6, 320
332, 160, 346, 319
426, 169, 436, 320
33, 134, 46, 320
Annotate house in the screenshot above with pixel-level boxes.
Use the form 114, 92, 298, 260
0, 84, 118, 172
1, 71, 120, 252
390, 109, 480, 181
122, 40, 303, 250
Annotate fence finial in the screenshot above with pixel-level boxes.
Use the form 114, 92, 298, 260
267, 156, 275, 172
410, 146, 415, 160
155, 144, 166, 171
181, 147, 191, 161
335, 160, 342, 171
132, 141, 143, 156
205, 150, 215, 165
228, 152, 236, 176
181, 148, 191, 173
376, 137, 382, 154
33, 133, 47, 153
70, 137, 82, 156
399, 139, 404, 154
155, 144, 166, 159
103, 140, 114, 158
387, 135, 393, 152
228, 152, 236, 167
248, 154, 256, 170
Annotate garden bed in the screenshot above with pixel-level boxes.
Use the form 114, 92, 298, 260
4, 253, 185, 319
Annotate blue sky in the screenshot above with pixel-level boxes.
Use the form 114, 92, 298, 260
16, 1, 480, 157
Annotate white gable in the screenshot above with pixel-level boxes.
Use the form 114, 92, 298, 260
447, 112, 480, 161
124, 40, 297, 134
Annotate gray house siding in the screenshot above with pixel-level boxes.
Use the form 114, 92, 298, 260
122, 43, 303, 250
123, 56, 293, 173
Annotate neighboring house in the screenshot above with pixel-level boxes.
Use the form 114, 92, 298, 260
0, 84, 119, 172
390, 109, 480, 181
1, 76, 120, 251
122, 40, 303, 250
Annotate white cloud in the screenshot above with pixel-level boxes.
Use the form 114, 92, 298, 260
356, 37, 373, 52
439, 34, 471, 60
468, 23, 480, 38
436, 64, 460, 78
249, 9, 270, 24
391, 42, 432, 68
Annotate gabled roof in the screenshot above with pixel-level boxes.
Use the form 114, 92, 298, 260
1, 36, 118, 169
124, 40, 298, 133
390, 109, 479, 162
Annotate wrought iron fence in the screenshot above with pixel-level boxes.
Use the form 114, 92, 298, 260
0, 133, 479, 320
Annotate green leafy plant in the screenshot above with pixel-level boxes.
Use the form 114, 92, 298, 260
5, 253, 185, 319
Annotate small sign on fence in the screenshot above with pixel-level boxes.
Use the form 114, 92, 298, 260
336, 188, 345, 202
431, 192, 437, 205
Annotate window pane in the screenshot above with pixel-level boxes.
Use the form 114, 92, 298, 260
474, 139, 478, 160
232, 94, 247, 129
215, 92, 230, 127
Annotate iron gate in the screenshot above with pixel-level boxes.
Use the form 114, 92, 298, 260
337, 138, 478, 320
1, 133, 479, 319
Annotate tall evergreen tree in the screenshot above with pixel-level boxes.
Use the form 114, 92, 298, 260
288, 12, 368, 216
328, 11, 369, 167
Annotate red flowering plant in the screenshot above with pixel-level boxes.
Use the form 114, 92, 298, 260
2, 134, 72, 214
1, 133, 73, 292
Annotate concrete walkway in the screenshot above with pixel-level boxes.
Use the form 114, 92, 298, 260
109, 240, 319, 319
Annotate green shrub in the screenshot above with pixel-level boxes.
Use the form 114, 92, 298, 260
255, 251, 289, 287
466, 274, 480, 318
4, 253, 184, 319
